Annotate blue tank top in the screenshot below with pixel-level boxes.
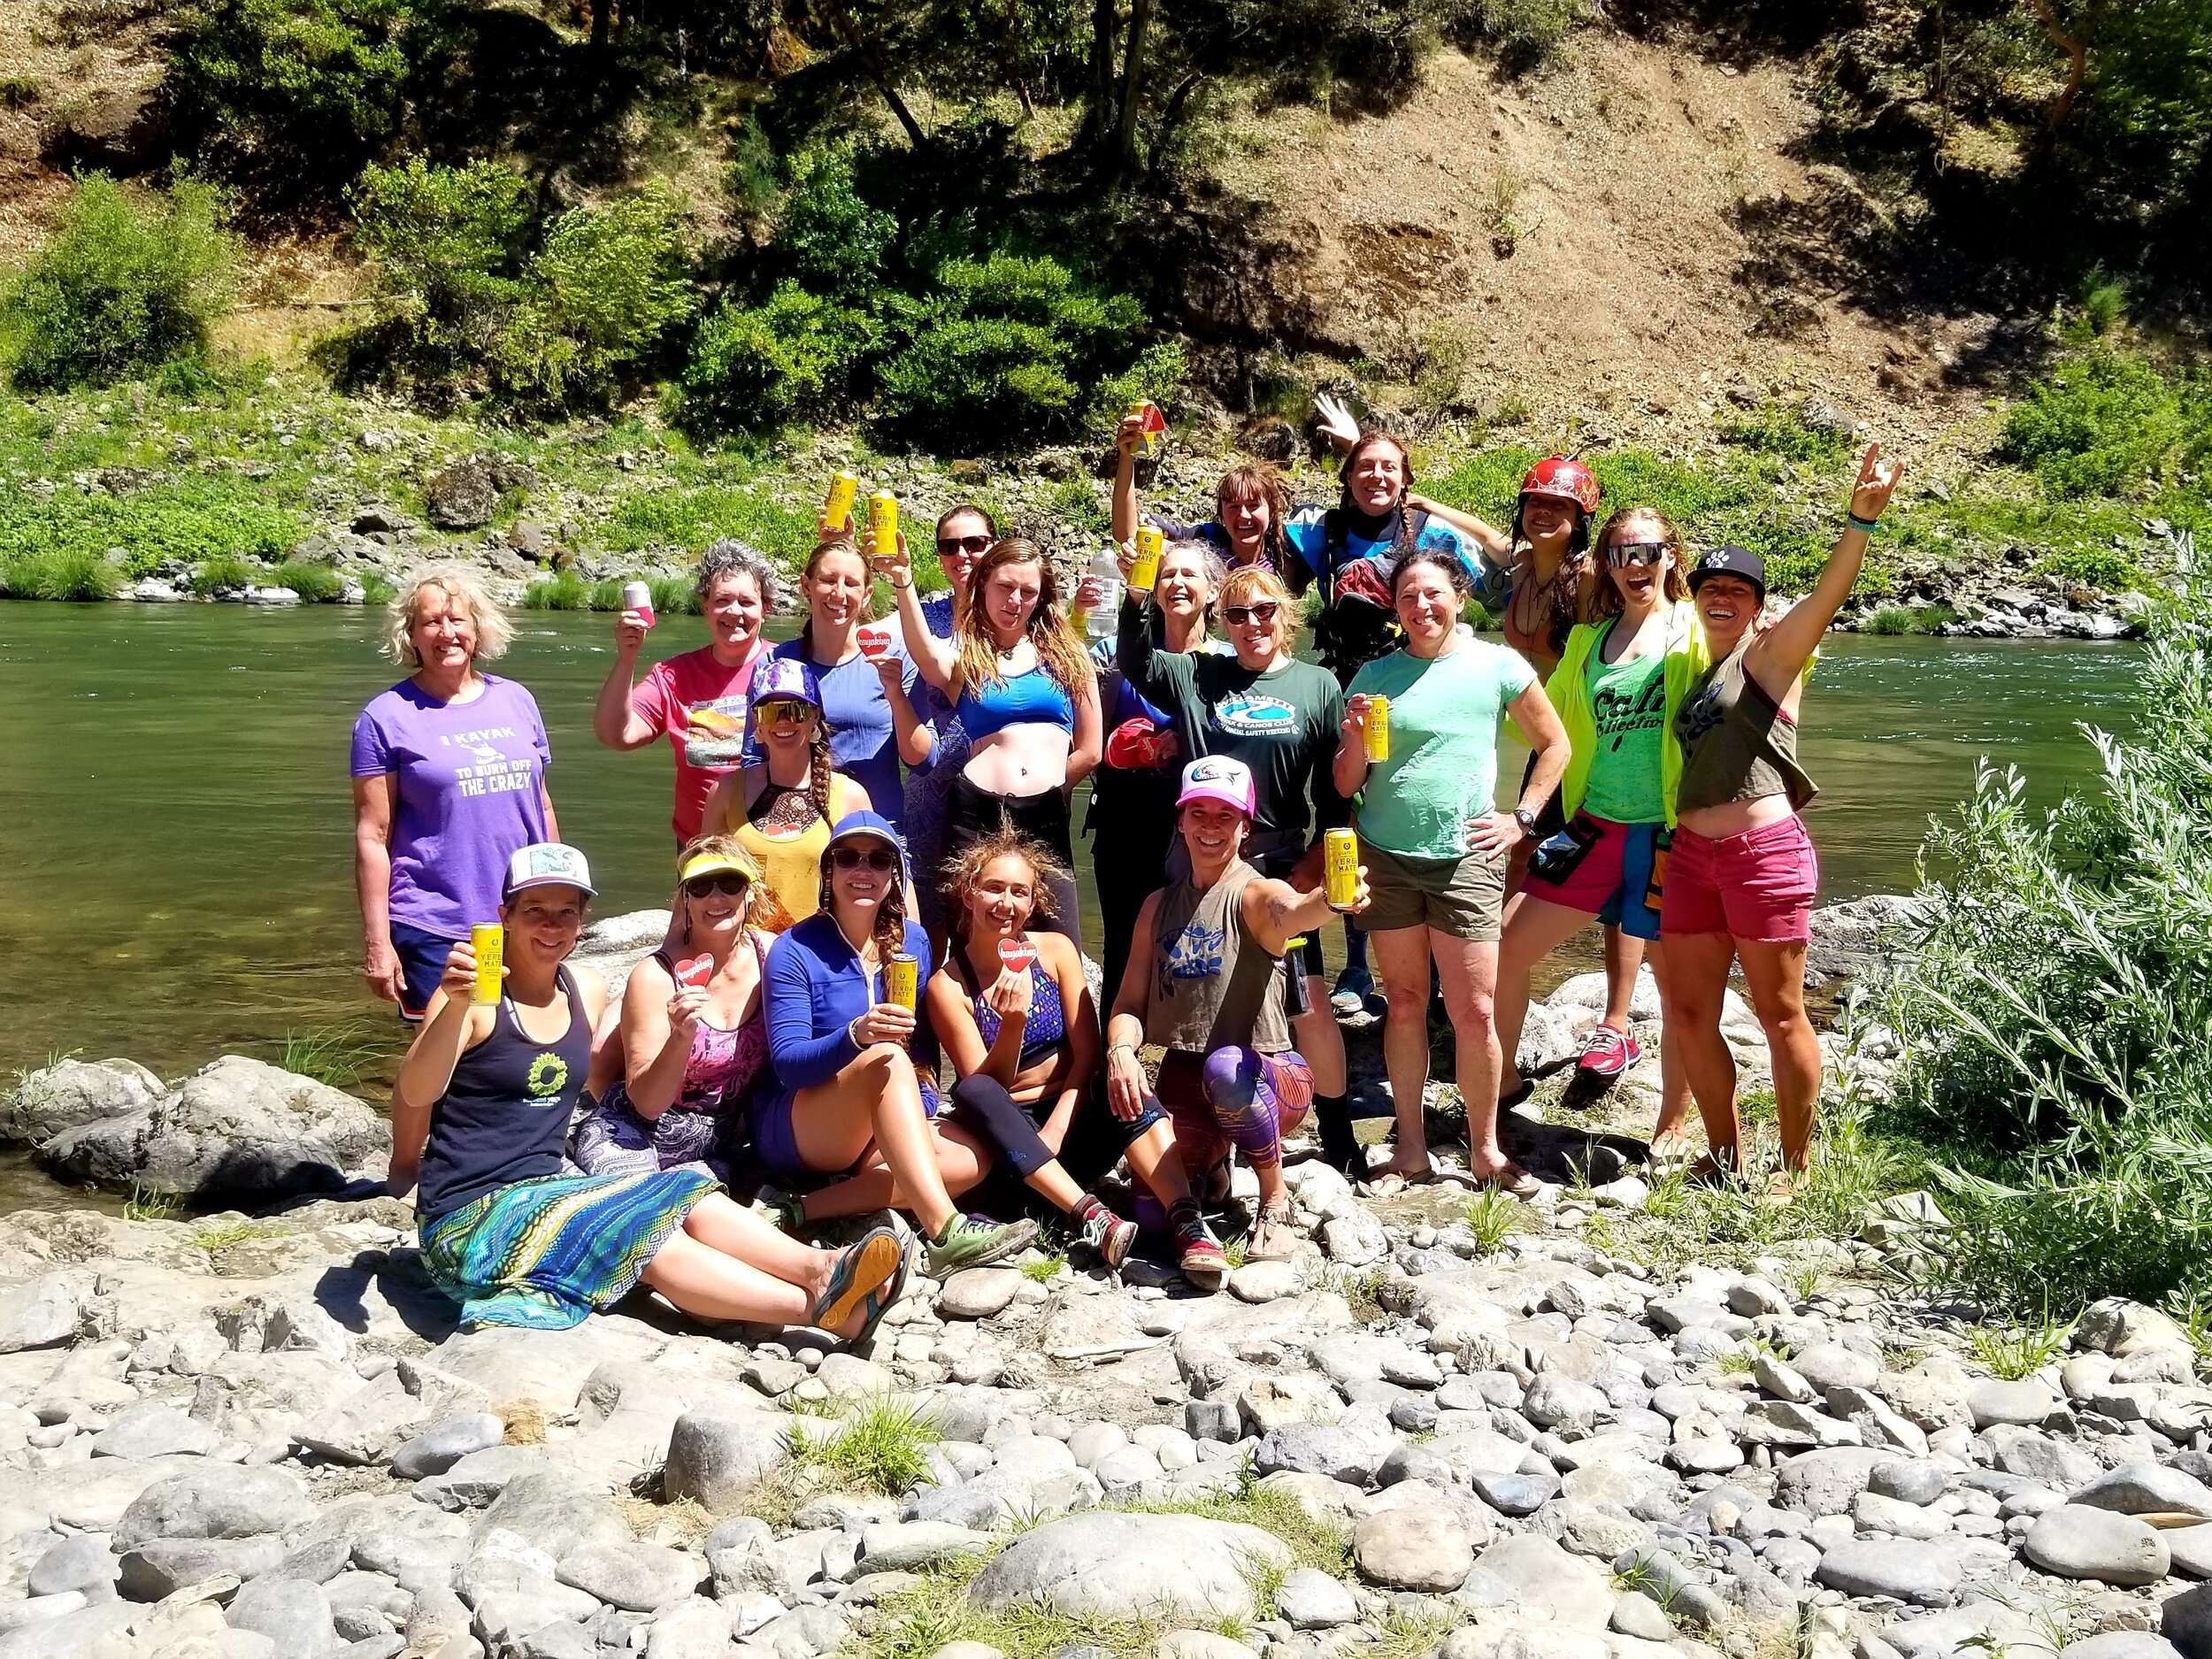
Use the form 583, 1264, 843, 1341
953, 666, 1074, 742
953, 948, 1066, 1067
417, 966, 591, 1221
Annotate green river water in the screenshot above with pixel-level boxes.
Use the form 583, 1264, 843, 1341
0, 603, 2142, 1206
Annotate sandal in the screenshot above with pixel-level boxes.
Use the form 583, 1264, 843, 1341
1361, 1165, 1432, 1197
846, 1237, 912, 1348
1472, 1164, 1540, 1199
1247, 1206, 1298, 1263
810, 1225, 902, 1332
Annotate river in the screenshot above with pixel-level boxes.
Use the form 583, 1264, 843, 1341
0, 603, 2140, 1146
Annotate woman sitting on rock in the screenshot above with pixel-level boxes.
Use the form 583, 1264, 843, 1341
931, 830, 1197, 1271
1106, 757, 1367, 1283
572, 836, 787, 1181
1662, 444, 1904, 1195
390, 842, 904, 1340
1334, 551, 1571, 1197
701, 656, 875, 928
754, 811, 1038, 1277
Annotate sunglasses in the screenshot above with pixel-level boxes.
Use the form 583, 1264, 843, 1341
1607, 541, 1669, 568
682, 872, 749, 898
831, 845, 899, 872
937, 534, 992, 557
757, 699, 815, 724
1223, 602, 1280, 626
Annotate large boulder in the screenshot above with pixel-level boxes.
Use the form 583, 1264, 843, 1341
967, 1512, 1290, 1623
40, 1055, 384, 1200
425, 457, 503, 529
0, 1056, 164, 1145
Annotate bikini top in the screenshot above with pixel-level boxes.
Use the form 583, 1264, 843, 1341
953, 666, 1074, 743
950, 945, 1066, 1068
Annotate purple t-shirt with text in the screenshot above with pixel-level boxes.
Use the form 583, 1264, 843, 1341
349, 674, 552, 939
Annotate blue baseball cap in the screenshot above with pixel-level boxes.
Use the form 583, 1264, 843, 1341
824, 810, 910, 878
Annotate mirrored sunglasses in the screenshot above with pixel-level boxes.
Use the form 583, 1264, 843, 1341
1607, 541, 1669, 568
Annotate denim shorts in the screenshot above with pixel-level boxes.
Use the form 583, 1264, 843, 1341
390, 921, 458, 1022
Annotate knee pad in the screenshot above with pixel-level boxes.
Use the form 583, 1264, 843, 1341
949, 1073, 1052, 1178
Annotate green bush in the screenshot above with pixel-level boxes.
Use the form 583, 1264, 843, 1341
680, 280, 872, 430
1860, 603, 1955, 635
350, 157, 532, 369
1719, 401, 1855, 465
271, 559, 346, 601
1880, 588, 2212, 1315
166, 0, 425, 193
1470, 0, 1580, 70
0, 176, 236, 390
0, 549, 122, 601
774, 143, 896, 303
491, 185, 695, 408
521, 572, 589, 610
2003, 345, 2212, 499
0, 474, 306, 578
190, 553, 264, 595
876, 251, 1147, 449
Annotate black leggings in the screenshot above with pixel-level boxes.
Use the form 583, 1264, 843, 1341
942, 775, 1082, 949
948, 1072, 1165, 1188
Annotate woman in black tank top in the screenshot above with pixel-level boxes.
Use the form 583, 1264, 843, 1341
391, 851, 905, 1338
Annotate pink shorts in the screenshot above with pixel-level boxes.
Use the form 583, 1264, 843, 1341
1660, 816, 1819, 943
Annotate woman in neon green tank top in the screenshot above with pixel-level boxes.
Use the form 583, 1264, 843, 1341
1491, 506, 1700, 1156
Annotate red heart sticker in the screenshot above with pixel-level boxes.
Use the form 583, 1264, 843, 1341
998, 937, 1038, 974
856, 625, 893, 660
673, 955, 713, 989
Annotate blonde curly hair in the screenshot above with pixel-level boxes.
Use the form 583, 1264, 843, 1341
382, 564, 515, 668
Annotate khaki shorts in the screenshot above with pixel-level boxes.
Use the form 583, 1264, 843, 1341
1358, 841, 1508, 941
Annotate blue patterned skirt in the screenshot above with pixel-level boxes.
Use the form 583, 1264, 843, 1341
419, 1168, 719, 1331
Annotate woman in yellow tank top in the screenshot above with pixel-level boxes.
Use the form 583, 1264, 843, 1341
699, 657, 872, 928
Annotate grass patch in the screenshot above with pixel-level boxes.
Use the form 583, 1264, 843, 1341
1020, 1254, 1065, 1284
279, 1024, 382, 1088
1463, 1187, 1522, 1256
1720, 401, 1855, 464
270, 560, 346, 603
1861, 603, 1955, 635
188, 553, 264, 595
850, 1554, 1165, 1659
193, 1218, 288, 1253
1124, 1481, 1354, 1578
0, 548, 121, 600
783, 1394, 941, 1496
1324, 1265, 1387, 1324
1967, 1318, 2068, 1380
360, 572, 397, 604
522, 572, 592, 611
124, 1184, 184, 1222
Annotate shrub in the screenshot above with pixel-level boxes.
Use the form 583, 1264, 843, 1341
1470, 0, 1580, 71
271, 559, 346, 601
350, 157, 532, 369
876, 251, 1147, 450
165, 0, 425, 194
774, 143, 896, 303
680, 280, 873, 431
1860, 603, 1955, 635
0, 176, 236, 390
0, 549, 122, 601
1719, 401, 1855, 465
1880, 588, 2212, 1315
491, 185, 695, 408
521, 572, 589, 610
190, 553, 264, 595
2003, 345, 2211, 499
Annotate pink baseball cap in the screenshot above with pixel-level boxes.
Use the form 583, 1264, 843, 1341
1177, 755, 1256, 817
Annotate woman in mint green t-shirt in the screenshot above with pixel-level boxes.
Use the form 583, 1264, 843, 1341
1333, 551, 1571, 1197
1492, 506, 1699, 1159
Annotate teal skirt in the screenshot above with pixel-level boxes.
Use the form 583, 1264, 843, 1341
419, 1168, 720, 1331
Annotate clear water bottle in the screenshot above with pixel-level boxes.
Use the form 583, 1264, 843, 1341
1086, 547, 1122, 640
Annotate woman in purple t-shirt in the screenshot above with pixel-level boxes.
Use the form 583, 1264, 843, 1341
352, 565, 558, 1021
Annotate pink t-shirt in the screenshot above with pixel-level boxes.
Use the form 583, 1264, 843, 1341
632, 646, 766, 843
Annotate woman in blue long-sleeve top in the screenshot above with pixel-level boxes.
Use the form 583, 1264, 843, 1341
752, 810, 1037, 1276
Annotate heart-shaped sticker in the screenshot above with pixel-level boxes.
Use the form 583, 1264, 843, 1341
998, 937, 1038, 974
856, 625, 893, 660
673, 955, 713, 989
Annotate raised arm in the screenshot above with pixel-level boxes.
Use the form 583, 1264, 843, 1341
1333, 692, 1377, 802
881, 534, 962, 695
928, 964, 1024, 1087
593, 611, 661, 749
1241, 864, 1366, 957
619, 956, 690, 1118
389, 945, 486, 1192
1749, 442, 1904, 694
1110, 414, 1143, 544
1115, 573, 1196, 705
874, 655, 936, 766
1406, 495, 1512, 565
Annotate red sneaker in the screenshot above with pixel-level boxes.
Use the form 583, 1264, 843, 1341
1177, 1227, 1229, 1289
1577, 1022, 1641, 1079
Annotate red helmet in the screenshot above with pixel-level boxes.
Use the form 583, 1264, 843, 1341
1519, 456, 1601, 517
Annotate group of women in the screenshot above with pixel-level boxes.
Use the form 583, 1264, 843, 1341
351, 413, 1902, 1340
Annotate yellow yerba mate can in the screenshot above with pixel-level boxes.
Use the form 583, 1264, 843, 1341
884, 952, 918, 1011
868, 491, 899, 562
825, 471, 860, 532
1130, 525, 1164, 592
1324, 829, 1361, 912
469, 923, 504, 1005
1363, 695, 1390, 762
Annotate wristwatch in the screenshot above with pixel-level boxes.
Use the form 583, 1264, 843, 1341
1512, 807, 1540, 839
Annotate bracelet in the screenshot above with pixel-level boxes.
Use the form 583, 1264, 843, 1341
1110, 1041, 1137, 1057
847, 1016, 866, 1048
1847, 513, 1879, 534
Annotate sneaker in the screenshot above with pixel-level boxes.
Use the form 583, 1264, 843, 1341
1330, 964, 1375, 1018
1577, 1022, 1641, 1079
1177, 1223, 1229, 1289
925, 1213, 1039, 1276
1078, 1205, 1138, 1271
753, 1185, 804, 1233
